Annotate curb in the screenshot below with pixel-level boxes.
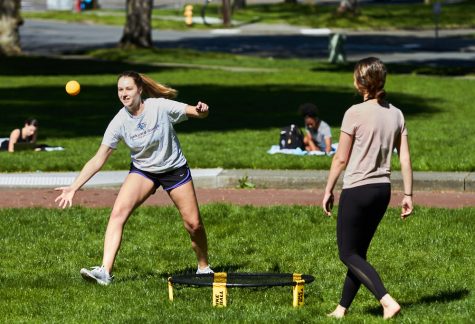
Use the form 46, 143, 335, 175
210, 170, 473, 192
0, 169, 473, 192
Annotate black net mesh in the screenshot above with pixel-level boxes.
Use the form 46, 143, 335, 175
169, 273, 315, 287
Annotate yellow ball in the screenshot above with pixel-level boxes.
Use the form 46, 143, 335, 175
65, 80, 81, 96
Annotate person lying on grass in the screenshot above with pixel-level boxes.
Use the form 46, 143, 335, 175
0, 118, 38, 152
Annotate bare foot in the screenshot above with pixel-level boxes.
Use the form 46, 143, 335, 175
380, 294, 401, 320
327, 305, 347, 319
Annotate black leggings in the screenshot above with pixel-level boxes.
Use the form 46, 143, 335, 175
337, 183, 391, 308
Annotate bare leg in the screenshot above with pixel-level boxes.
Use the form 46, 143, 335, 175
380, 294, 401, 320
168, 180, 209, 269
102, 173, 155, 273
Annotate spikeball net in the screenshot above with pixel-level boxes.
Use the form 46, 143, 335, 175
168, 272, 315, 307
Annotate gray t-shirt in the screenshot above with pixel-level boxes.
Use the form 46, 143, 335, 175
340, 101, 407, 189
305, 120, 332, 151
102, 98, 188, 173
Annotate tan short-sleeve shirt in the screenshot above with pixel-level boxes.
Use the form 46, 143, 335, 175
341, 101, 407, 189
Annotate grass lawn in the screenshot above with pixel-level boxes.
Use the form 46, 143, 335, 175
0, 204, 473, 322
0, 52, 474, 172
22, 1, 475, 30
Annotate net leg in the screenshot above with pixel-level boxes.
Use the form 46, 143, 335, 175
168, 277, 174, 302
212, 282, 227, 307
213, 272, 228, 307
293, 279, 305, 307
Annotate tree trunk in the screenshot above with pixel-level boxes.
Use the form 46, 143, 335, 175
222, 0, 231, 27
0, 0, 22, 55
120, 0, 153, 48
284, 0, 298, 4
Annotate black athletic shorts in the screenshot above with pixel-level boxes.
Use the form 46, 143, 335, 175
129, 163, 192, 192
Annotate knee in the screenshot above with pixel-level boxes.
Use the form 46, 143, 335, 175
110, 206, 132, 225
184, 218, 204, 235
339, 251, 354, 265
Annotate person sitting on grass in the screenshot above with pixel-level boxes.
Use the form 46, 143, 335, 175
299, 103, 333, 154
0, 118, 39, 152
54, 71, 213, 285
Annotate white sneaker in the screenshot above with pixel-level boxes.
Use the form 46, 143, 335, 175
196, 265, 214, 274
80, 266, 113, 285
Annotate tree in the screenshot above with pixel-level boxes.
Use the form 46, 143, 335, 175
222, 0, 232, 27
0, 0, 22, 55
120, 0, 153, 48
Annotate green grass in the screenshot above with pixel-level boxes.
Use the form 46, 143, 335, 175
22, 1, 475, 30
22, 8, 199, 30
0, 204, 473, 322
232, 1, 475, 30
0, 52, 474, 172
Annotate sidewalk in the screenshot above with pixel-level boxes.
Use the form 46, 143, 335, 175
0, 169, 474, 192
20, 19, 475, 67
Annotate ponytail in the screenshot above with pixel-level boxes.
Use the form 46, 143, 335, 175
117, 71, 177, 99
139, 73, 177, 99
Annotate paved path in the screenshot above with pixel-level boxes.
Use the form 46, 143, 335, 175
1, 169, 474, 208
19, 20, 475, 67
1, 187, 474, 209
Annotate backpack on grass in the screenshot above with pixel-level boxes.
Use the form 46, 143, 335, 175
279, 124, 304, 150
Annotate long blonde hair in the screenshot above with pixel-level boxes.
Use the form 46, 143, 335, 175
117, 71, 177, 99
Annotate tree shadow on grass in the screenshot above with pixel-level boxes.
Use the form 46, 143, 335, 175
311, 62, 475, 77
0, 82, 441, 138
175, 83, 441, 133
0, 54, 443, 137
364, 288, 470, 317
0, 55, 173, 76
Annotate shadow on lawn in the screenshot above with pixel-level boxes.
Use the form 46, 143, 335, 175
311, 62, 475, 77
365, 288, 470, 316
113, 264, 245, 284
413, 288, 470, 304
0, 55, 167, 76
164, 264, 245, 277
119, 264, 245, 282
0, 56, 441, 137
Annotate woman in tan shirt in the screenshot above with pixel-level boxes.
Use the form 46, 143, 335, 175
323, 57, 413, 319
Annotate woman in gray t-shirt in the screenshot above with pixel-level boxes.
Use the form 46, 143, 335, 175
55, 71, 213, 285
322, 58, 413, 319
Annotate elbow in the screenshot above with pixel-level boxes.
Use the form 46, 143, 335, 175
333, 155, 348, 168
90, 155, 107, 171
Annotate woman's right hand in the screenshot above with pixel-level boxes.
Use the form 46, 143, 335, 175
54, 186, 76, 209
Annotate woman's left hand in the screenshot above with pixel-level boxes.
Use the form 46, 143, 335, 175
322, 192, 334, 216
196, 101, 209, 113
